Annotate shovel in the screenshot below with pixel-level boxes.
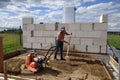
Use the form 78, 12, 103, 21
65, 35, 71, 63
65, 45, 70, 63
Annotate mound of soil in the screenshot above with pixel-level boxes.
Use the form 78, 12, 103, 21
7, 58, 25, 74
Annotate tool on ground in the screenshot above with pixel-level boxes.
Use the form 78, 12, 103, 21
65, 35, 71, 63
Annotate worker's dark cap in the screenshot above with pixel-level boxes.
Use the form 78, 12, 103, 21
61, 26, 65, 31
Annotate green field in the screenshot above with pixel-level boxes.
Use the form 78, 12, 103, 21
107, 34, 120, 50
0, 32, 22, 53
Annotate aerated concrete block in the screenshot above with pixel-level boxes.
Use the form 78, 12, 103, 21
23, 43, 32, 48
75, 44, 86, 52
69, 23, 81, 31
42, 43, 53, 49
86, 31, 107, 39
70, 38, 80, 44
43, 31, 54, 37
100, 14, 108, 23
81, 23, 93, 31
88, 45, 100, 53
34, 31, 43, 37
23, 36, 27, 43
94, 23, 107, 31
45, 37, 55, 44
74, 31, 86, 37
81, 39, 93, 45
23, 18, 33, 24
22, 24, 27, 31
27, 37, 35, 43
34, 24, 45, 31
26, 24, 35, 30
58, 23, 69, 31
93, 39, 107, 46
101, 45, 107, 53
23, 31, 31, 36
35, 37, 46, 43
32, 43, 41, 49
54, 31, 58, 37
45, 24, 55, 30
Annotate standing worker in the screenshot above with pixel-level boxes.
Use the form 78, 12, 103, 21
54, 26, 72, 60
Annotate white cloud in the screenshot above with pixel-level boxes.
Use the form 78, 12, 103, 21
0, 0, 120, 31
84, 0, 96, 2
76, 1, 120, 28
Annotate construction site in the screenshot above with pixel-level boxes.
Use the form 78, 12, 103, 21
0, 7, 119, 80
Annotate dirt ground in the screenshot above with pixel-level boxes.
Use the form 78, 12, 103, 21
5, 51, 111, 80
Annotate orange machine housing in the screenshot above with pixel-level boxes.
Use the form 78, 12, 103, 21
25, 54, 37, 72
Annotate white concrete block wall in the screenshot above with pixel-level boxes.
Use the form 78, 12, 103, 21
23, 16, 107, 54
23, 31, 31, 36
45, 24, 55, 30
33, 43, 41, 49
27, 37, 35, 43
22, 24, 27, 31
94, 23, 107, 31
88, 45, 100, 53
45, 37, 55, 44
86, 31, 107, 39
101, 45, 107, 53
35, 37, 46, 43
81, 23, 93, 31
26, 24, 35, 31
54, 31, 58, 37
75, 44, 86, 52
23, 18, 33, 24
81, 39, 93, 45
70, 38, 80, 44
43, 31, 54, 37
64, 37, 80, 44
74, 31, 86, 37
34, 31, 43, 37
93, 39, 107, 46
23, 43, 32, 48
34, 24, 45, 31
42, 43, 53, 49
23, 36, 27, 43
69, 23, 81, 31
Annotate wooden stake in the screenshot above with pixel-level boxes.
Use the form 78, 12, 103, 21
4, 61, 8, 80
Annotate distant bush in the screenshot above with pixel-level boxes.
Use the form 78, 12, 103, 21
0, 29, 22, 34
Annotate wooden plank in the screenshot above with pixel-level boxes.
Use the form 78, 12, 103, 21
4, 61, 7, 80
109, 56, 118, 70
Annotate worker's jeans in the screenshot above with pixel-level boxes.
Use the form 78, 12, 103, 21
54, 40, 63, 60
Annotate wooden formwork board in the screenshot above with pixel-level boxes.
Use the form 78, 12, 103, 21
109, 56, 118, 71
0, 73, 35, 80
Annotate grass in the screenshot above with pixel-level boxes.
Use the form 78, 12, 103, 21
0, 32, 22, 53
107, 34, 120, 50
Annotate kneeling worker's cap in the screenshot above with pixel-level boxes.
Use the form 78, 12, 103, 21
61, 27, 65, 31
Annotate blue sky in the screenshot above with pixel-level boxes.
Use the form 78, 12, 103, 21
0, 0, 120, 31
